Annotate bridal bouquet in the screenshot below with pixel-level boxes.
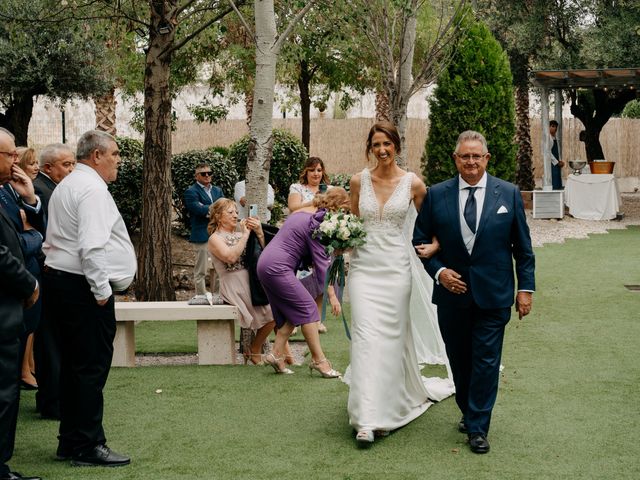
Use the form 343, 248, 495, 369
312, 211, 367, 256
313, 212, 366, 341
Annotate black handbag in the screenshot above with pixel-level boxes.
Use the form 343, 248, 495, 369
245, 223, 279, 306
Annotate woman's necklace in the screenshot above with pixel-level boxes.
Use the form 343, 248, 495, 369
215, 229, 245, 271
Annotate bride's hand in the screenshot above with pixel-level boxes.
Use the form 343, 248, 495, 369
415, 236, 440, 258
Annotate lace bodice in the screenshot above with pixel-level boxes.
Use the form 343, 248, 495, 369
358, 168, 412, 233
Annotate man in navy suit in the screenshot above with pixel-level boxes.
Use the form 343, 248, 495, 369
413, 130, 535, 454
183, 163, 222, 301
0, 127, 41, 480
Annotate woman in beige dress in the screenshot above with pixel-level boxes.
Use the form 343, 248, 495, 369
207, 198, 275, 365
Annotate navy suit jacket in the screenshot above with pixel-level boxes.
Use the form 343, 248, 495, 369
184, 183, 223, 243
0, 205, 37, 340
0, 184, 44, 260
413, 174, 535, 310
33, 172, 56, 216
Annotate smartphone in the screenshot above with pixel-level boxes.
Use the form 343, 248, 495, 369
319, 183, 328, 193
249, 204, 258, 217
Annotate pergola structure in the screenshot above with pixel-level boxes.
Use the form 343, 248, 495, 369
529, 68, 639, 190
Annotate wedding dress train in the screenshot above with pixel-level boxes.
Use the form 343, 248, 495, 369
345, 168, 454, 432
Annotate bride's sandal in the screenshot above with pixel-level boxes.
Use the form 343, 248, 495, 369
309, 358, 341, 378
264, 353, 294, 374
356, 430, 374, 444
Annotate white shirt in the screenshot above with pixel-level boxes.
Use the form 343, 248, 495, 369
234, 180, 274, 222
43, 163, 136, 300
435, 173, 487, 283
197, 181, 214, 202
458, 173, 487, 254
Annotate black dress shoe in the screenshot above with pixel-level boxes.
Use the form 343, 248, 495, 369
468, 433, 490, 454
458, 416, 467, 433
1, 472, 42, 480
71, 445, 130, 467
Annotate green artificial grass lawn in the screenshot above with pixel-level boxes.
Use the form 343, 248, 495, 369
13, 226, 640, 479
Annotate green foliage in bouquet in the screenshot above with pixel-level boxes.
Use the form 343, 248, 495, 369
312, 211, 367, 256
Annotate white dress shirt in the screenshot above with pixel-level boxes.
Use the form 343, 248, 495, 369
234, 180, 274, 222
43, 163, 136, 300
458, 173, 487, 254
435, 173, 487, 283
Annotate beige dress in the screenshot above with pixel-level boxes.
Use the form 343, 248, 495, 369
211, 232, 274, 330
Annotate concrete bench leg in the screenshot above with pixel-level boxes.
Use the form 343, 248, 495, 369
113, 321, 135, 367
197, 319, 235, 365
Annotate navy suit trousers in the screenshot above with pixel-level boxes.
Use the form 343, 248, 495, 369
437, 303, 511, 436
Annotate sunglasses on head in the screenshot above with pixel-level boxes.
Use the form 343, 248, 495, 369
198, 171, 213, 177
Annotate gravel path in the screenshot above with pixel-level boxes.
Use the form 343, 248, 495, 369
528, 192, 640, 247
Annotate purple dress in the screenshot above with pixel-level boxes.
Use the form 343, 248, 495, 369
256, 210, 329, 328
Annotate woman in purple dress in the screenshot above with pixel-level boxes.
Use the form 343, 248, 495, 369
257, 188, 349, 377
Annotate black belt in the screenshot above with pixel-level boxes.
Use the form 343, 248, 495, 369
43, 265, 84, 279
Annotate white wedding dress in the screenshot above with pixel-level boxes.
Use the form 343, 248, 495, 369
345, 168, 455, 432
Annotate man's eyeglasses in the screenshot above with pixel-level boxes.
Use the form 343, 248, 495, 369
198, 171, 213, 177
0, 151, 19, 160
455, 153, 486, 162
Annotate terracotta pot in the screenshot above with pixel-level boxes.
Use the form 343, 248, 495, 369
588, 161, 615, 174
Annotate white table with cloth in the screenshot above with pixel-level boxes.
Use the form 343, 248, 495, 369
564, 173, 621, 220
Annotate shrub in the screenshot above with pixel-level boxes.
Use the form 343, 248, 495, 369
423, 16, 516, 185
109, 137, 144, 232
622, 99, 640, 119
171, 148, 239, 234
227, 129, 308, 204
329, 173, 351, 191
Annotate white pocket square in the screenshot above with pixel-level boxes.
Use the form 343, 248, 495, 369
497, 205, 508, 214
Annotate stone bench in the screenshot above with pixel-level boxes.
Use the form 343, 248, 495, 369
113, 301, 239, 367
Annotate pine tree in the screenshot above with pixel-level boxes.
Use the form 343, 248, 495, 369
423, 18, 516, 185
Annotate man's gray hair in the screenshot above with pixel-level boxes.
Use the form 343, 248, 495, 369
39, 143, 75, 167
455, 130, 488, 154
76, 130, 116, 161
0, 127, 15, 140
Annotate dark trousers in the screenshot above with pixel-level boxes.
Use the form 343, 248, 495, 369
34, 307, 61, 419
0, 338, 20, 476
43, 269, 116, 456
437, 303, 511, 436
551, 163, 563, 190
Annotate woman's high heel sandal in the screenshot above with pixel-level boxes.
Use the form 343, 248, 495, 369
244, 352, 264, 366
264, 353, 294, 374
308, 358, 341, 378
356, 430, 374, 444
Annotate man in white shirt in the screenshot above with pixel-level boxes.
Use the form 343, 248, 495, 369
42, 130, 135, 468
234, 179, 274, 222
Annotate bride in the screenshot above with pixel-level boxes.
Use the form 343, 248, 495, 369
346, 122, 454, 444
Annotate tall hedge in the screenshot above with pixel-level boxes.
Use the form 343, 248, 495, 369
227, 129, 308, 205
109, 137, 144, 232
423, 18, 516, 185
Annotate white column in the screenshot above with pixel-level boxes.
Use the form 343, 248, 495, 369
541, 88, 551, 190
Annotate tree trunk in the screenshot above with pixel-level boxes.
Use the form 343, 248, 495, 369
94, 87, 117, 136
375, 90, 390, 122
0, 95, 34, 146
244, 88, 254, 127
388, 0, 418, 169
136, 1, 178, 301
298, 60, 312, 152
245, 0, 278, 218
514, 83, 535, 191
571, 89, 636, 162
